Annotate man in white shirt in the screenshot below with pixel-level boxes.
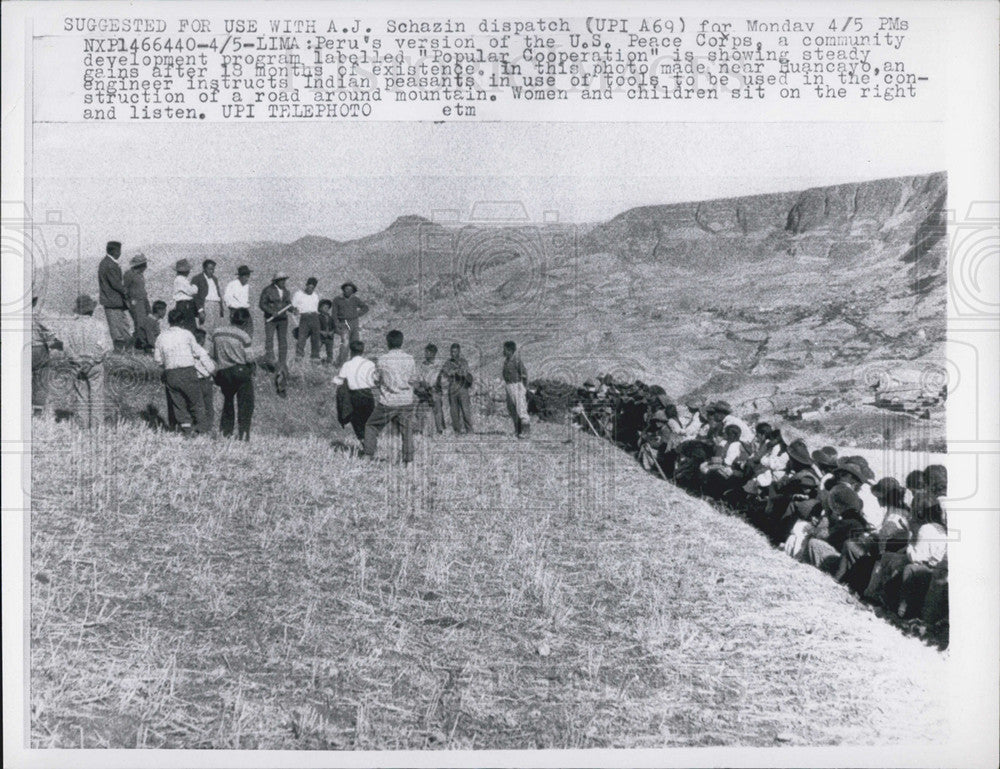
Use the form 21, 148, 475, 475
154, 307, 216, 434
362, 329, 416, 464
172, 259, 199, 333
333, 339, 377, 443
223, 265, 253, 337
292, 276, 322, 361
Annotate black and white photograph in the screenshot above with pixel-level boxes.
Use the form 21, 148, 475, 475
2, 2, 998, 767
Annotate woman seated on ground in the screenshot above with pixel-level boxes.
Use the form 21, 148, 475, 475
799, 484, 871, 575
701, 423, 751, 498
766, 438, 820, 543
835, 476, 911, 593
864, 492, 947, 617
743, 426, 789, 496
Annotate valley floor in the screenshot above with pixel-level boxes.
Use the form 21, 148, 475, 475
29, 413, 948, 749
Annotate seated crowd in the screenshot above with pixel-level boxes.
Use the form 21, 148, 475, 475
571, 376, 949, 632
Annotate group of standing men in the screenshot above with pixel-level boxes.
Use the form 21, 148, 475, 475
34, 239, 533, 450
333, 334, 532, 463
95, 240, 371, 369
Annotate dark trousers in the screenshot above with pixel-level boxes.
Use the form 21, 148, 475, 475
899, 563, 935, 619
363, 402, 414, 462
296, 313, 321, 358
175, 300, 198, 333
348, 388, 376, 442
164, 366, 207, 432
216, 364, 255, 440
264, 317, 288, 367
199, 376, 215, 431
447, 387, 474, 434
32, 345, 50, 412
417, 391, 446, 434
321, 335, 336, 363
836, 539, 878, 594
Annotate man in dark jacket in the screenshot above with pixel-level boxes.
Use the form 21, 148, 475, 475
438, 342, 475, 434
332, 281, 369, 366
97, 240, 131, 351
259, 272, 294, 368
192, 259, 226, 334
123, 253, 150, 349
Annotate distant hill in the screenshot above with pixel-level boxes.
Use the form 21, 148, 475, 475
36, 173, 947, 446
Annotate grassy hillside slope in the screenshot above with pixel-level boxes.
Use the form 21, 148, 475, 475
31, 414, 947, 749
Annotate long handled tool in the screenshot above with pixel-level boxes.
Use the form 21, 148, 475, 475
265, 304, 294, 323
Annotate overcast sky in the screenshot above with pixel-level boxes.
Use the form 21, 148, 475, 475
32, 121, 944, 259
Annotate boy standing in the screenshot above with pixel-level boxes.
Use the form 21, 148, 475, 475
501, 340, 530, 438
318, 299, 336, 364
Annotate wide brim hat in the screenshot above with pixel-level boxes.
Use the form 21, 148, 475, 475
130, 253, 147, 267
273, 271, 290, 281
174, 258, 192, 273
811, 446, 839, 471
836, 459, 869, 484
786, 438, 812, 466
341, 281, 358, 292
842, 455, 876, 481
237, 265, 252, 276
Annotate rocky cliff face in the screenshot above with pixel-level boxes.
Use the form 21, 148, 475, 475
584, 173, 946, 283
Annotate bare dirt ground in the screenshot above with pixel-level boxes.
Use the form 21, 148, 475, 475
31, 405, 948, 749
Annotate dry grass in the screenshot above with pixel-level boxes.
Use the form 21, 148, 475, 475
30, 389, 949, 749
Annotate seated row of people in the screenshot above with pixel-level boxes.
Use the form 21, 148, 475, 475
572, 378, 948, 630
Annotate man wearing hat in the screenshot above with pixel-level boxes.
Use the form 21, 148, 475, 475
97, 240, 132, 352
332, 281, 369, 366
292, 277, 322, 362
224, 265, 254, 337
60, 294, 113, 428
259, 272, 294, 368
192, 259, 226, 335
172, 258, 199, 333
123, 253, 150, 347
